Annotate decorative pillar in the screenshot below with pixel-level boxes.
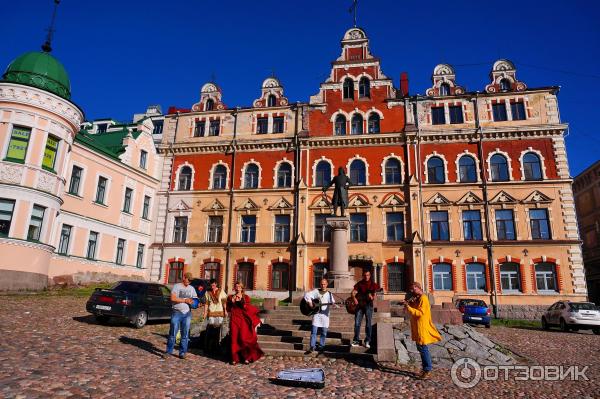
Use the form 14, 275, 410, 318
326, 216, 355, 292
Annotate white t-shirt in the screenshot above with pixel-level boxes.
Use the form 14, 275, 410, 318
303, 289, 335, 328
171, 283, 198, 314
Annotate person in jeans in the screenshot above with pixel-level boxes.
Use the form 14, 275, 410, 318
351, 270, 380, 348
165, 272, 198, 359
404, 282, 441, 379
303, 278, 335, 354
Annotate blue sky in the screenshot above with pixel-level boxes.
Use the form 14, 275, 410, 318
1, 1, 599, 176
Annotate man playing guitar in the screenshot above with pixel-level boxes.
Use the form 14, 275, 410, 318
351, 270, 380, 348
303, 278, 336, 354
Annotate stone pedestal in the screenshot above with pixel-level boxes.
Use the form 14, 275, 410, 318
326, 216, 355, 292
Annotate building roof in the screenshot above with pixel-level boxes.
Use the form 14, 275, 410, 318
75, 127, 141, 161
2, 51, 71, 99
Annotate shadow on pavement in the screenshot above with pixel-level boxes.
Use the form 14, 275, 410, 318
376, 362, 420, 378
119, 336, 164, 357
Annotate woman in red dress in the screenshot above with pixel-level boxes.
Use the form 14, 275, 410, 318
227, 281, 264, 364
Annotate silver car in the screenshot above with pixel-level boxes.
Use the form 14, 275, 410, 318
541, 301, 600, 334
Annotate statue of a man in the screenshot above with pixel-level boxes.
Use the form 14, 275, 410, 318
322, 167, 353, 217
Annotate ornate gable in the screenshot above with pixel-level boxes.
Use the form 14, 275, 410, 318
309, 194, 332, 211
379, 192, 406, 209
489, 190, 518, 205
169, 200, 191, 212
485, 59, 527, 93
203, 199, 227, 213
456, 191, 484, 206
522, 190, 553, 205
426, 64, 465, 96
348, 194, 370, 208
253, 77, 289, 108
268, 197, 294, 212
192, 82, 226, 112
424, 193, 452, 207
235, 198, 261, 213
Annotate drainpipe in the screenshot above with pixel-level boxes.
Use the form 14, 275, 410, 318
290, 103, 301, 300
472, 93, 498, 318
224, 108, 239, 293
158, 112, 179, 282
412, 96, 427, 292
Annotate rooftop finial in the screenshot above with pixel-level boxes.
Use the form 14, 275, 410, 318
349, 0, 358, 27
41, 0, 61, 53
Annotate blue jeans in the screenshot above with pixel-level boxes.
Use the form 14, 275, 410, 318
416, 344, 432, 371
353, 304, 373, 343
310, 325, 328, 349
166, 311, 192, 356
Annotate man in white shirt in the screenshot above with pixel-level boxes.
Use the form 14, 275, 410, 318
303, 278, 335, 354
165, 272, 198, 359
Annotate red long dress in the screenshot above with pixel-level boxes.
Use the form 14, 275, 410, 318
227, 294, 264, 363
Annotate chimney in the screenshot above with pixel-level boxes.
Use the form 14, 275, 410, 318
400, 72, 409, 97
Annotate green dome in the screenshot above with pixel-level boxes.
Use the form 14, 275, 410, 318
2, 51, 71, 99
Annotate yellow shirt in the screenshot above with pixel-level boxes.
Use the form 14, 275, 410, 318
406, 294, 442, 345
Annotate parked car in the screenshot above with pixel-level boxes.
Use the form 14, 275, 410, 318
86, 281, 172, 328
541, 301, 600, 334
455, 298, 491, 328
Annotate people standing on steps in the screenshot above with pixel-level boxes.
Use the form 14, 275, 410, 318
165, 272, 198, 359
303, 278, 336, 354
404, 282, 442, 380
351, 269, 380, 349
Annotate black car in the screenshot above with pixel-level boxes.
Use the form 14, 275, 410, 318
86, 281, 172, 328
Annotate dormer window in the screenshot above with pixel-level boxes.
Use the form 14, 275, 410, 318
343, 78, 354, 100
499, 79, 511, 92
359, 77, 370, 98
205, 99, 214, 111
439, 83, 450, 96
267, 95, 276, 107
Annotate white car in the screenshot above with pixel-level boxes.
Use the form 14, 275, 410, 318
541, 301, 600, 334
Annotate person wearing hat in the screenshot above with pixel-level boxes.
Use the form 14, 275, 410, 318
165, 272, 198, 359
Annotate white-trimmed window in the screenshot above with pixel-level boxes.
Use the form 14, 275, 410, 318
277, 162, 293, 188
351, 114, 363, 135
433, 263, 452, 290
466, 263, 486, 291
500, 262, 521, 291
178, 166, 193, 190
244, 163, 260, 189
427, 156, 445, 183
335, 115, 347, 135
315, 161, 331, 187
359, 77, 370, 98
212, 165, 227, 189
343, 78, 354, 100
535, 263, 558, 291
349, 159, 366, 185
490, 153, 510, 182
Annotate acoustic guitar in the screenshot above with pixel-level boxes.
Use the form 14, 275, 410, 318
345, 288, 383, 315
300, 293, 352, 316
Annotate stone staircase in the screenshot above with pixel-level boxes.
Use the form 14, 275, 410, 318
257, 305, 375, 360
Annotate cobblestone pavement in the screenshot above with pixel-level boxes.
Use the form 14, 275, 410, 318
0, 296, 598, 398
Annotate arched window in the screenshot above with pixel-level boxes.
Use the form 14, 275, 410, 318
244, 163, 259, 188
432, 263, 452, 290
315, 161, 331, 187
499, 262, 521, 291
271, 262, 289, 290
458, 156, 477, 183
205, 99, 214, 111
178, 166, 192, 190
351, 114, 363, 135
427, 156, 445, 184
212, 165, 227, 189
359, 77, 370, 98
267, 94, 276, 107
350, 159, 366, 185
387, 263, 405, 292
277, 162, 292, 188
236, 262, 254, 290
384, 158, 401, 184
439, 83, 450, 96
535, 262, 558, 291
490, 154, 509, 182
368, 113, 380, 133
334, 115, 347, 136
523, 152, 542, 181
343, 78, 354, 100
499, 79, 511, 92
465, 263, 486, 291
